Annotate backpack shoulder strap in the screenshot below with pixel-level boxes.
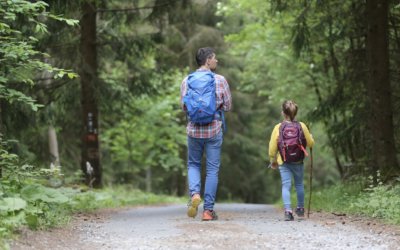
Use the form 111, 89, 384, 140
278, 122, 285, 142
294, 121, 301, 130
277, 122, 286, 161
294, 121, 305, 138
294, 121, 309, 156
279, 122, 287, 133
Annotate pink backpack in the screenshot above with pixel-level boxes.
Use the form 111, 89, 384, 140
278, 121, 308, 163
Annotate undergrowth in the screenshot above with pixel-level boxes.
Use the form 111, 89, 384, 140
0, 137, 184, 249
311, 174, 400, 225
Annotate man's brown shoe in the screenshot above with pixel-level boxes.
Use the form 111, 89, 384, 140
202, 210, 218, 221
187, 194, 201, 218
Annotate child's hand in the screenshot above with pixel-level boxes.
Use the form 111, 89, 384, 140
266, 162, 278, 169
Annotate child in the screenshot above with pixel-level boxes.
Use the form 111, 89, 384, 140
268, 100, 314, 221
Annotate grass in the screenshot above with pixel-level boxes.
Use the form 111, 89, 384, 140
310, 179, 400, 225
70, 185, 186, 211
274, 176, 400, 225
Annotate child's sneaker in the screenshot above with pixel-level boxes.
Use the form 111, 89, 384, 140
202, 210, 218, 221
295, 207, 305, 217
284, 210, 294, 221
187, 194, 201, 218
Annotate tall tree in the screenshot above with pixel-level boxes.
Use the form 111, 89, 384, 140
80, 1, 101, 187
365, 0, 399, 180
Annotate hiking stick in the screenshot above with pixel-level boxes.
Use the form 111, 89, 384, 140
307, 148, 313, 218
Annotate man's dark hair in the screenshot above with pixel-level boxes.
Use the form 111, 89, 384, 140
196, 47, 215, 66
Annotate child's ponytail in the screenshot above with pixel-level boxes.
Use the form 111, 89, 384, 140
282, 100, 298, 121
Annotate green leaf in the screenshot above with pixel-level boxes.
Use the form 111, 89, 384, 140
67, 72, 77, 79
21, 184, 69, 204
28, 36, 38, 42
0, 197, 27, 211
65, 19, 79, 26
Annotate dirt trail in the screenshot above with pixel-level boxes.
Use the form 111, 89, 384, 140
11, 203, 400, 250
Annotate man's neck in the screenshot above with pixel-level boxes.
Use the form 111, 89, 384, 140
199, 65, 210, 70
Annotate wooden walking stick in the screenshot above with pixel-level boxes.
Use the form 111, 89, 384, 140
307, 148, 313, 218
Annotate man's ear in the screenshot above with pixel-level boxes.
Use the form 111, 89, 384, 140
206, 58, 210, 66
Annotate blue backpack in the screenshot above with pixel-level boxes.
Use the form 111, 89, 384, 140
183, 71, 217, 125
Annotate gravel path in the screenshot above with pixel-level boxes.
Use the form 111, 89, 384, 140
11, 203, 400, 250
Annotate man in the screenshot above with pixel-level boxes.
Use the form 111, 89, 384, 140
180, 47, 232, 221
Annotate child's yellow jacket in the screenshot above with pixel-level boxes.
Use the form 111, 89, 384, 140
269, 122, 315, 165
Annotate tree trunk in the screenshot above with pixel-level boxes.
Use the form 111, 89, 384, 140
48, 125, 60, 166
80, 1, 102, 188
365, 0, 399, 181
43, 59, 60, 169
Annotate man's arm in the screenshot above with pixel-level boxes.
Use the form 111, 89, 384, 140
221, 78, 232, 111
180, 78, 187, 111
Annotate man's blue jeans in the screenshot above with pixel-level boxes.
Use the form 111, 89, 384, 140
279, 163, 304, 211
187, 131, 223, 211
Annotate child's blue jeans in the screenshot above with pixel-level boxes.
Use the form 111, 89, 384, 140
279, 163, 304, 211
187, 131, 223, 211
